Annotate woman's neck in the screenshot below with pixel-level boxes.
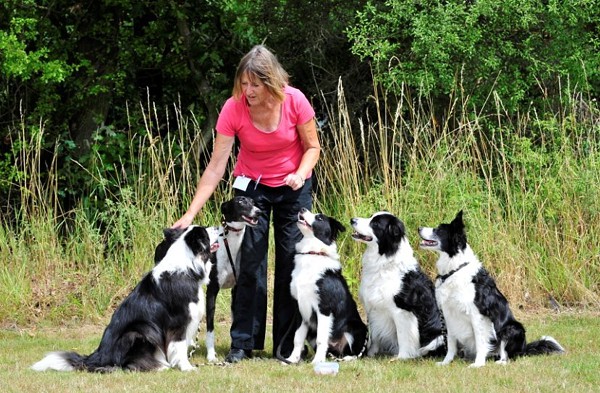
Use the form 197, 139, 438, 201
248, 99, 281, 132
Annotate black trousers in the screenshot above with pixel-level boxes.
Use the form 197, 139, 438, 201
231, 178, 312, 357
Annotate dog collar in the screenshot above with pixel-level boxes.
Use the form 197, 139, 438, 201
436, 262, 469, 284
222, 223, 243, 233
297, 251, 328, 257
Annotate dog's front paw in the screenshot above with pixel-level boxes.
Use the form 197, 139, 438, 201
207, 354, 218, 363
366, 345, 379, 357
179, 362, 197, 372
395, 352, 416, 361
285, 355, 301, 364
495, 359, 507, 365
206, 348, 218, 363
436, 360, 450, 366
468, 361, 485, 368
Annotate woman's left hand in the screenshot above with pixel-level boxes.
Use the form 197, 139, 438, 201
284, 173, 305, 190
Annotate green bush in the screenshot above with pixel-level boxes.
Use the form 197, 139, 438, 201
347, 0, 600, 114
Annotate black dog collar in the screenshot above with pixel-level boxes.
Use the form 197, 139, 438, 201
437, 262, 469, 284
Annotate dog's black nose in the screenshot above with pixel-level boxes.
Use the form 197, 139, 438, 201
299, 207, 308, 214
350, 218, 357, 225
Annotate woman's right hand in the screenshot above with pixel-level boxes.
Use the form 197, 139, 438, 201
171, 212, 195, 229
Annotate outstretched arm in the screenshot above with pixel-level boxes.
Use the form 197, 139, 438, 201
172, 133, 235, 228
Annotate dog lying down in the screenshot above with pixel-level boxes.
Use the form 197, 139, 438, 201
419, 211, 564, 367
32, 225, 219, 372
286, 208, 368, 364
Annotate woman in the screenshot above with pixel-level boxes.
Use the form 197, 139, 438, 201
172, 45, 320, 363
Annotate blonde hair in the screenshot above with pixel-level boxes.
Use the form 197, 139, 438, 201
232, 45, 289, 102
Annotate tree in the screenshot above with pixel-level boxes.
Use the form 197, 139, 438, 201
347, 0, 600, 115
0, 0, 259, 210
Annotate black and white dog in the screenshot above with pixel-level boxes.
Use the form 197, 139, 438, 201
286, 208, 368, 364
351, 212, 445, 359
31, 225, 219, 372
204, 196, 261, 362
418, 210, 564, 367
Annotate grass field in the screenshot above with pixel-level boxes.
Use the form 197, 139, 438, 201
1, 311, 598, 393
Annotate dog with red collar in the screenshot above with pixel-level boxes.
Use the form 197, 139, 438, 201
285, 208, 367, 364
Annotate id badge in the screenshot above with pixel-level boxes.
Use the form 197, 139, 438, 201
232, 175, 251, 191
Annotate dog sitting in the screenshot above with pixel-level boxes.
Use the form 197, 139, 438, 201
31, 225, 219, 372
286, 208, 368, 364
204, 196, 261, 362
351, 211, 445, 360
419, 210, 564, 367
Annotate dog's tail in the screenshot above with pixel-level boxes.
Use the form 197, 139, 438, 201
31, 350, 123, 372
525, 336, 565, 356
275, 309, 300, 364
31, 351, 88, 372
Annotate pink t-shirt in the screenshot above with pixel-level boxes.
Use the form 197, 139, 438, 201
216, 85, 315, 187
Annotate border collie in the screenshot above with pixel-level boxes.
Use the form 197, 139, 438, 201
286, 208, 368, 364
31, 225, 219, 372
351, 212, 445, 359
204, 196, 261, 362
418, 210, 564, 367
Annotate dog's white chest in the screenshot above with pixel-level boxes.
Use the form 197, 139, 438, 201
290, 257, 324, 297
359, 256, 404, 311
436, 270, 487, 354
436, 273, 476, 313
290, 255, 335, 320
360, 273, 400, 312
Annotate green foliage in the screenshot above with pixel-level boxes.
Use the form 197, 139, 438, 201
347, 0, 600, 113
0, 16, 71, 83
0, 0, 265, 210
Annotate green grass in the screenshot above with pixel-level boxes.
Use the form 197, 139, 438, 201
1, 312, 597, 392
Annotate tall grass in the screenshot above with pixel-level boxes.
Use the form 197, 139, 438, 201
315, 79, 599, 307
1, 82, 599, 326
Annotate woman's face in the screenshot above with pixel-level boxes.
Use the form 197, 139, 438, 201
241, 73, 270, 106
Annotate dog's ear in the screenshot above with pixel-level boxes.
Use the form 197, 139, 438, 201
451, 210, 464, 229
220, 199, 234, 216
154, 240, 169, 264
333, 217, 346, 232
163, 227, 184, 242
450, 210, 468, 247
327, 217, 345, 241
156, 227, 184, 264
387, 216, 405, 241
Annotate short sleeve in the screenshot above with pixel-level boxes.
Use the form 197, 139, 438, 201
290, 87, 315, 125
215, 98, 240, 137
